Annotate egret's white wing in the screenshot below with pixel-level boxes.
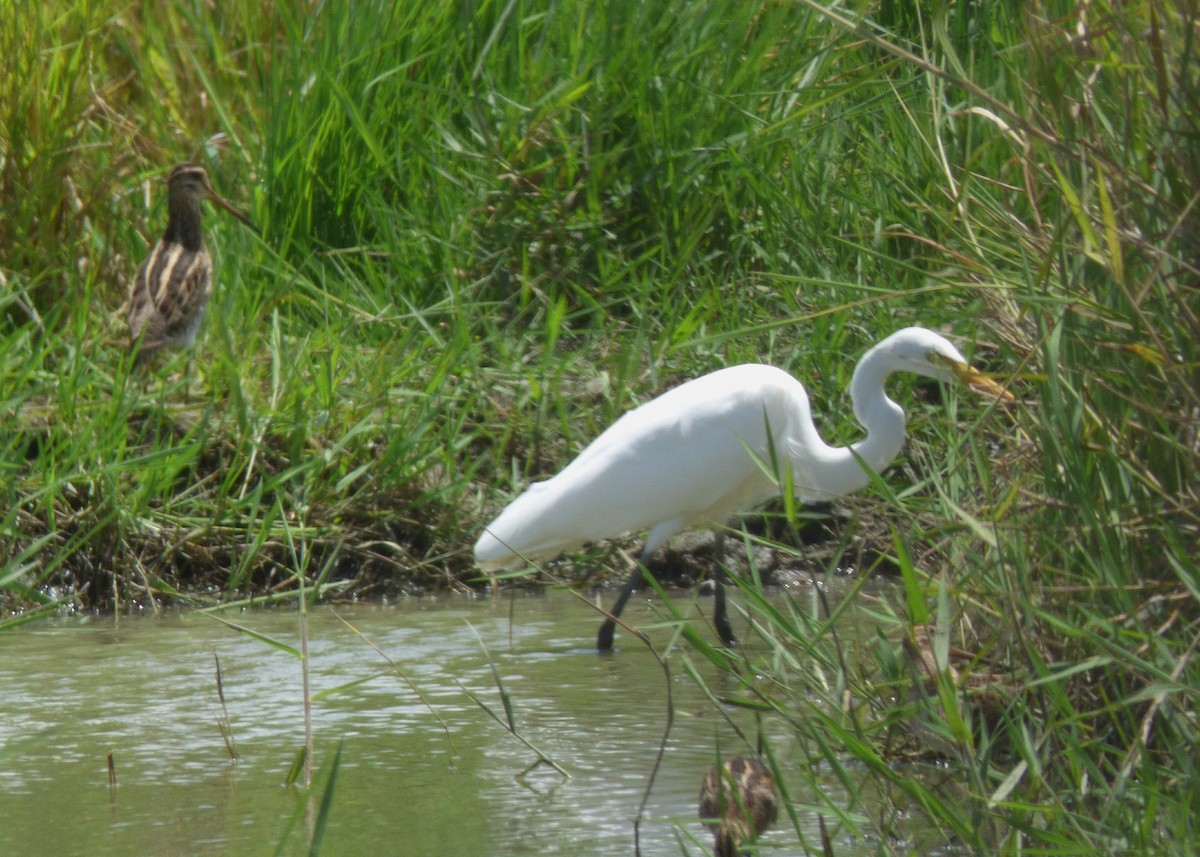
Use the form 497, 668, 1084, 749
474, 365, 815, 569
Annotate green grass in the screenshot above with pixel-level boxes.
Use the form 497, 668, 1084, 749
2, 0, 1198, 852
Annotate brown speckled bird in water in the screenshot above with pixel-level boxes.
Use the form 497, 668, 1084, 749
127, 163, 254, 364
698, 756, 780, 857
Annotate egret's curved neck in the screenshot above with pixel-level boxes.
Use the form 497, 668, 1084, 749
807, 344, 907, 497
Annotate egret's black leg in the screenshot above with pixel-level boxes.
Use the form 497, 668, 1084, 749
711, 531, 737, 647
597, 558, 649, 651
596, 531, 739, 650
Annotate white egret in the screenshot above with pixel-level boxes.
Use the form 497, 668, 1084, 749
474, 327, 1008, 650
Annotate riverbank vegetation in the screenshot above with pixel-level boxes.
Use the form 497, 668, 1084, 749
2, 0, 1196, 853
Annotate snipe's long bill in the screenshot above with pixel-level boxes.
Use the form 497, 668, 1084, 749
127, 163, 255, 365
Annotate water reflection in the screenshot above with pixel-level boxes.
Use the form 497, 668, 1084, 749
0, 592, 823, 856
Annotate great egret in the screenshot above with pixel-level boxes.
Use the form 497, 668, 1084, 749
474, 327, 1008, 649
698, 756, 780, 857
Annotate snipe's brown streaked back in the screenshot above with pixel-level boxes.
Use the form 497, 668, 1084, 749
127, 163, 254, 364
698, 756, 780, 857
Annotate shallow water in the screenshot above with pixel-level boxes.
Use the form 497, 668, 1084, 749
0, 589, 885, 856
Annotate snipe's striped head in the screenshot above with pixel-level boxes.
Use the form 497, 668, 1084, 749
127, 163, 254, 364
164, 163, 255, 233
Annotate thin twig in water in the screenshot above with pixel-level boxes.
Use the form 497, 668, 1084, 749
459, 623, 570, 778
107, 750, 117, 802
819, 814, 835, 857
299, 574, 314, 790
213, 652, 240, 760
631, 626, 673, 857
331, 609, 457, 756
524, 550, 676, 857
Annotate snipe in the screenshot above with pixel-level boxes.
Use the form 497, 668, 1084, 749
127, 163, 254, 364
698, 756, 779, 857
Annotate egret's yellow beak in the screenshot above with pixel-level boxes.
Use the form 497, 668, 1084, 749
950, 360, 1014, 401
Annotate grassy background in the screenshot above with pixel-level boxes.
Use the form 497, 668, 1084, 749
2, 0, 1197, 852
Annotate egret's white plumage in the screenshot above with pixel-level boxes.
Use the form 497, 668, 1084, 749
474, 327, 1006, 648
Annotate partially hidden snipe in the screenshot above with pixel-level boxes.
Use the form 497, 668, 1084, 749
698, 756, 780, 857
127, 163, 254, 364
